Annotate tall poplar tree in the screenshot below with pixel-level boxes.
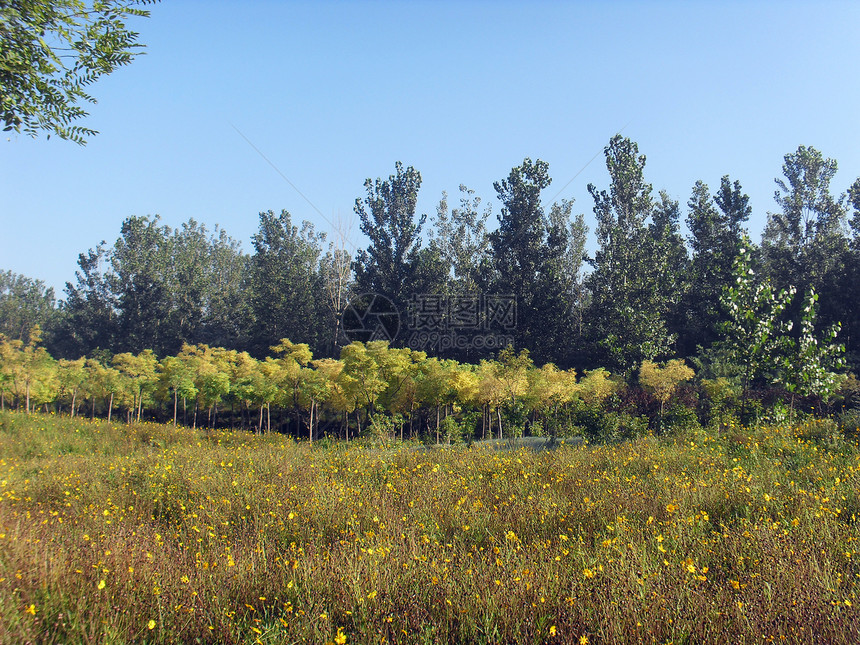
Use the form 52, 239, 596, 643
681, 176, 750, 356
585, 135, 675, 373
430, 185, 493, 296
761, 146, 849, 332
353, 162, 427, 309
489, 158, 578, 365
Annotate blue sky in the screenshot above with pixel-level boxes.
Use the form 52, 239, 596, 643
3, 0, 859, 296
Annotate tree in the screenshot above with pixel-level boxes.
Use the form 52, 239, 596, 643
430, 184, 492, 295
550, 202, 588, 347
112, 348, 157, 422
777, 288, 845, 417
56, 242, 116, 358
248, 210, 325, 356
585, 135, 676, 373
0, 270, 58, 344
110, 215, 174, 355
649, 191, 689, 353
681, 177, 750, 356
717, 237, 794, 419
81, 357, 119, 420
56, 356, 86, 416
1, 0, 156, 144
269, 338, 314, 434
0, 326, 56, 412
761, 146, 849, 334
157, 354, 197, 426
849, 177, 860, 239
59, 216, 250, 358
846, 177, 860, 367
489, 158, 579, 365
639, 359, 694, 431
339, 341, 388, 435
169, 219, 250, 350
353, 162, 426, 309
493, 346, 533, 437
416, 356, 457, 443
318, 219, 354, 356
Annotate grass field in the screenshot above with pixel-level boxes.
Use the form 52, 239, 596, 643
0, 411, 858, 644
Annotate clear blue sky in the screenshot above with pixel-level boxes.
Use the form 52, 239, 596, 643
3, 0, 859, 296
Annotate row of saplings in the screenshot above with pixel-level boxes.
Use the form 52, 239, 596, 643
13, 360, 860, 444
422, 371, 860, 447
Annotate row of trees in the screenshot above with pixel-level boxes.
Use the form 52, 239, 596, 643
0, 239, 848, 440
0, 331, 598, 441
3, 138, 860, 378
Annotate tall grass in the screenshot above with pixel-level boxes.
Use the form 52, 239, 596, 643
0, 411, 858, 643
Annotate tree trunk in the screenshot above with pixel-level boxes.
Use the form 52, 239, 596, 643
267, 403, 271, 433
71, 389, 77, 418
108, 393, 113, 422
173, 390, 178, 427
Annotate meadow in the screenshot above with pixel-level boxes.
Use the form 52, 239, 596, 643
0, 411, 858, 644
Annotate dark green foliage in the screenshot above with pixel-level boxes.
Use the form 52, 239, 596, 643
680, 177, 750, 357
248, 210, 324, 357
57, 216, 250, 358
353, 162, 429, 309
169, 220, 250, 351
650, 191, 689, 355
844, 178, 860, 369
585, 135, 679, 373
429, 185, 493, 296
111, 215, 174, 354
0, 270, 59, 344
761, 146, 850, 338
490, 159, 585, 366
56, 243, 117, 357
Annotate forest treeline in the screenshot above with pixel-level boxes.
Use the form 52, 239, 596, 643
2, 136, 860, 433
